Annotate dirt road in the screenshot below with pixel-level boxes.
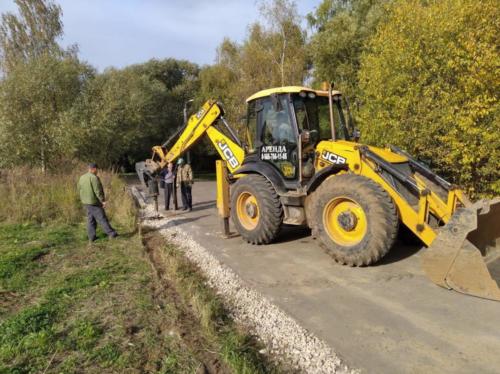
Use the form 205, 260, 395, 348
142, 180, 500, 373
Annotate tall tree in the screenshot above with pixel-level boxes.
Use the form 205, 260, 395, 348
238, 0, 308, 95
0, 0, 71, 73
307, 0, 388, 98
70, 59, 200, 169
199, 39, 241, 121
0, 54, 93, 170
0, 0, 90, 171
258, 0, 308, 87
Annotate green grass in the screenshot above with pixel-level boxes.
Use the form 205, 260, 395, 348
0, 223, 279, 373
0, 224, 76, 293
0, 224, 154, 372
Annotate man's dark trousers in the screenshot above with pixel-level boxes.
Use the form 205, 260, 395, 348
164, 182, 174, 210
180, 182, 192, 210
85, 204, 116, 240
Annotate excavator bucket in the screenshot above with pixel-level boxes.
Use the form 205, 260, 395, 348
422, 198, 500, 301
135, 158, 160, 188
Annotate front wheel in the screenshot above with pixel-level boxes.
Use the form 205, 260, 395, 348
310, 174, 399, 266
231, 175, 283, 244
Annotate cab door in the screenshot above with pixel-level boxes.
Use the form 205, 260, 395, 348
256, 94, 300, 181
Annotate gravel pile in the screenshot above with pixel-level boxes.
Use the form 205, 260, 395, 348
132, 187, 357, 374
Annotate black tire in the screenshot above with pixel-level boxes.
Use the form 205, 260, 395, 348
231, 175, 283, 244
309, 174, 399, 266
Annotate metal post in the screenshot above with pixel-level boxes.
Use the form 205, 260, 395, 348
328, 82, 336, 141
222, 217, 230, 237
153, 196, 159, 213
216, 160, 231, 237
148, 177, 160, 215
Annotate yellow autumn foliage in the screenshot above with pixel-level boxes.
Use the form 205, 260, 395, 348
358, 0, 499, 198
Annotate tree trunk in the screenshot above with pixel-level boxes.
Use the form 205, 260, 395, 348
280, 29, 286, 86
41, 142, 46, 173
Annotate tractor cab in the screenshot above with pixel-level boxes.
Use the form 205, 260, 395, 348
244, 86, 356, 186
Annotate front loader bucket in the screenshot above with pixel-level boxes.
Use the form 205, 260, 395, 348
422, 198, 500, 301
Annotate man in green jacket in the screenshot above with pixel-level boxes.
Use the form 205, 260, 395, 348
78, 163, 117, 242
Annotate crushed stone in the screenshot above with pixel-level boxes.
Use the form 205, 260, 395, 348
132, 186, 358, 374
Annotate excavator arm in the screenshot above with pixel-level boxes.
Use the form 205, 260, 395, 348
136, 100, 245, 185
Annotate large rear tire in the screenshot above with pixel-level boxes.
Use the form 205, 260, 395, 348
231, 175, 283, 244
310, 174, 399, 266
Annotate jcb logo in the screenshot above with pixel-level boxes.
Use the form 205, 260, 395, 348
321, 151, 346, 165
217, 141, 239, 169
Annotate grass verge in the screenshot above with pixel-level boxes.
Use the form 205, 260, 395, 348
0, 223, 279, 373
141, 229, 280, 373
0, 164, 135, 227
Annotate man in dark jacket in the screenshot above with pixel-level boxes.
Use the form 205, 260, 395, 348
77, 163, 118, 242
176, 158, 193, 211
162, 162, 175, 210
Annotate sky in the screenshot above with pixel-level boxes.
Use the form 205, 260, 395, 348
0, 0, 321, 71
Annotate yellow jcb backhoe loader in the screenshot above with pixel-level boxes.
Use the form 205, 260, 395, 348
136, 85, 500, 301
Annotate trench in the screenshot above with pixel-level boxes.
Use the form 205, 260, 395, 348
140, 227, 232, 374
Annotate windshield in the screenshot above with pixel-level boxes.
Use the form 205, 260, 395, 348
292, 94, 350, 142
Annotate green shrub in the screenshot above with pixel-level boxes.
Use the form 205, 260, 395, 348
358, 0, 499, 198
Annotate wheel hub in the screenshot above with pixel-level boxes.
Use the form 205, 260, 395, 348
337, 210, 358, 232
245, 202, 258, 219
236, 191, 260, 231
323, 197, 367, 246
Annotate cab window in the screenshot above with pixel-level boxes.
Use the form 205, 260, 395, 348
259, 95, 298, 180
293, 94, 348, 141
261, 97, 295, 145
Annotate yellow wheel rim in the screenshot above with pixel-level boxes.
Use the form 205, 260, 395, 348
323, 197, 367, 246
236, 191, 260, 230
